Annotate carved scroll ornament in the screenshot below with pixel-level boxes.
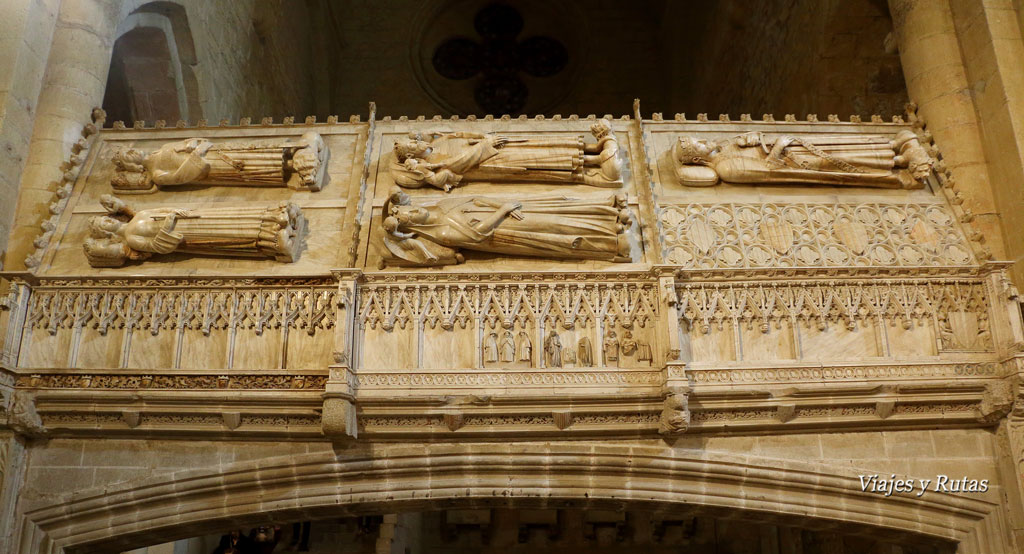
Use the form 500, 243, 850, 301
83, 195, 307, 267
672, 130, 933, 189
111, 132, 329, 193
379, 190, 634, 267
390, 119, 622, 191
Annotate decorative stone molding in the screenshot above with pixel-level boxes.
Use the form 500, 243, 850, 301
359, 278, 658, 331
23, 108, 105, 270
15, 373, 327, 390
685, 361, 1004, 385
356, 369, 661, 390
674, 278, 992, 339
22, 283, 338, 338
660, 202, 975, 269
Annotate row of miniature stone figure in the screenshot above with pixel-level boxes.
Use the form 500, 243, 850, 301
85, 121, 934, 267
484, 329, 652, 368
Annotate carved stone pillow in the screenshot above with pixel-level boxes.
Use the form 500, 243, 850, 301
674, 164, 719, 187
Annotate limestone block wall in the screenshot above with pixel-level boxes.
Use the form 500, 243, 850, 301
179, 0, 321, 122
8, 433, 1013, 552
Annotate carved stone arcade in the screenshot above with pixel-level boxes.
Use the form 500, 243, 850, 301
1, 105, 1023, 552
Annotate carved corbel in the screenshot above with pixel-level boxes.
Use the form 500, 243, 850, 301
659, 386, 690, 436
321, 361, 358, 440
5, 391, 46, 439
121, 410, 141, 429
979, 380, 1014, 424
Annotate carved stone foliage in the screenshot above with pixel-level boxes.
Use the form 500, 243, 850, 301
17, 373, 327, 390
660, 203, 975, 269
357, 370, 661, 388
23, 285, 337, 338
675, 279, 992, 344
683, 362, 1003, 385
111, 132, 329, 193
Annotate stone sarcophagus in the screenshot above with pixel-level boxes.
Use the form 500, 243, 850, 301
1, 105, 1019, 444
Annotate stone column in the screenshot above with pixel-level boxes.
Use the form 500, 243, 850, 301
2, 0, 123, 270
888, 0, 1003, 268
947, 0, 1024, 286
0, 0, 61, 258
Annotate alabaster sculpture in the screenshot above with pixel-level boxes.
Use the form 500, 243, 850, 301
380, 190, 633, 267
672, 129, 933, 188
389, 119, 622, 191
111, 132, 329, 193
82, 194, 307, 267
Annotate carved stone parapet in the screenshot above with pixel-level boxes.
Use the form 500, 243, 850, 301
674, 277, 993, 342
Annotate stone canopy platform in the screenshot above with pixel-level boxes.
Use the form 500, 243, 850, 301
1, 103, 1023, 553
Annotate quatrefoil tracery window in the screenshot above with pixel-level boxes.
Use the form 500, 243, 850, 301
431, 3, 569, 114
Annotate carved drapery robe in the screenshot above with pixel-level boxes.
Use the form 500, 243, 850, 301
390, 122, 622, 190
84, 202, 306, 267
517, 332, 533, 363
544, 332, 562, 368
500, 332, 516, 362
673, 130, 932, 189
637, 341, 652, 362
112, 132, 328, 193
604, 332, 619, 362
484, 333, 499, 363
577, 336, 593, 366
382, 194, 632, 267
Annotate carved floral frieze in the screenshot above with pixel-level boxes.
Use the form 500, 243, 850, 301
16, 373, 327, 390
357, 369, 662, 388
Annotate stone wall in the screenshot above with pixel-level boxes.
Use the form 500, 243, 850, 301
0, 0, 59, 262
667, 0, 908, 118
178, 0, 321, 122
15, 431, 1006, 551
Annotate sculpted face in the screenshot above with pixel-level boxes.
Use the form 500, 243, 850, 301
677, 136, 716, 164
395, 206, 429, 224
591, 120, 611, 139
89, 216, 123, 238
395, 139, 430, 162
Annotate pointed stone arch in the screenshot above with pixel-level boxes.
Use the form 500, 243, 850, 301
102, 1, 202, 124
13, 442, 1006, 553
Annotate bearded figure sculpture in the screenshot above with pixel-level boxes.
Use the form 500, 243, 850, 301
672, 129, 933, 189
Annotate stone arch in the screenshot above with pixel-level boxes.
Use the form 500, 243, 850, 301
102, 1, 201, 124
14, 442, 1004, 553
